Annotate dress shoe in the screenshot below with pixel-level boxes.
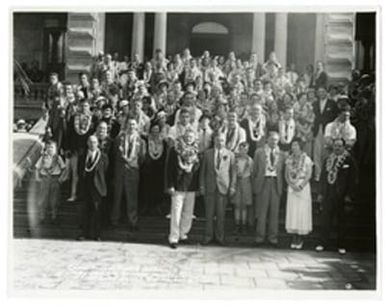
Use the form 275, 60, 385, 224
67, 196, 77, 202
295, 241, 304, 250
76, 236, 86, 241
94, 237, 102, 242
267, 241, 279, 248
179, 239, 191, 245
201, 239, 213, 246
216, 240, 227, 246
169, 243, 178, 249
315, 245, 324, 252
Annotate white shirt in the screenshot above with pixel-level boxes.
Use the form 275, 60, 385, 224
87, 150, 97, 163
198, 127, 213, 153
324, 120, 357, 146
320, 98, 328, 114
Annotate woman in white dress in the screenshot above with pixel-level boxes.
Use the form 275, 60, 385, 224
285, 138, 313, 249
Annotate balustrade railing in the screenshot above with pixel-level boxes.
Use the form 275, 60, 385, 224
14, 82, 48, 106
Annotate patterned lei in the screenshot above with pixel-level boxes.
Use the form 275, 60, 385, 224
325, 151, 349, 184
74, 112, 92, 135
248, 115, 265, 142
287, 153, 307, 184
84, 150, 101, 173
264, 145, 280, 172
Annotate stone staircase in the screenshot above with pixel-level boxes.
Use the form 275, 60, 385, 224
13, 174, 376, 252
65, 13, 102, 83
324, 13, 355, 84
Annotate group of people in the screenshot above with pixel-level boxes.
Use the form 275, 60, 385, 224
34, 47, 375, 254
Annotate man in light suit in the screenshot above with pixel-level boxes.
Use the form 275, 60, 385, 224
253, 131, 286, 247
200, 132, 236, 245
111, 117, 146, 231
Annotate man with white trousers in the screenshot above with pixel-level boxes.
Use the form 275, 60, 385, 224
165, 128, 200, 249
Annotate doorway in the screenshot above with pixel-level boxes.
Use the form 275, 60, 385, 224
189, 22, 230, 57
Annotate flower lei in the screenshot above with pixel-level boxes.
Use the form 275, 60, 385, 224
279, 118, 296, 144
325, 151, 349, 185
264, 145, 280, 173
248, 115, 265, 142
175, 137, 199, 173
84, 149, 101, 173
287, 153, 307, 184
223, 123, 241, 152
119, 132, 139, 164
74, 112, 92, 135
148, 137, 164, 160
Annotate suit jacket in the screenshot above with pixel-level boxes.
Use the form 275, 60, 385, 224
320, 152, 358, 199
252, 147, 286, 196
112, 132, 146, 172
312, 98, 339, 136
78, 151, 109, 197
165, 147, 200, 192
314, 71, 328, 89
199, 148, 236, 196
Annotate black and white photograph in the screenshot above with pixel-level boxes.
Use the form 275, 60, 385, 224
6, 0, 382, 299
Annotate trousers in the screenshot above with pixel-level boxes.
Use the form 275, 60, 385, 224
111, 166, 139, 227
168, 191, 195, 243
255, 177, 281, 243
204, 190, 228, 243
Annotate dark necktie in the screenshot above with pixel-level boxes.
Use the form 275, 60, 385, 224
87, 154, 93, 168
285, 122, 289, 142
270, 149, 275, 166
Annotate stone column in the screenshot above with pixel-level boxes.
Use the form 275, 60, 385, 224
251, 13, 266, 63
153, 12, 167, 55
131, 12, 145, 61
274, 12, 288, 69
314, 13, 326, 65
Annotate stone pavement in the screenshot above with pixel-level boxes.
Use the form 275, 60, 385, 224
11, 239, 376, 293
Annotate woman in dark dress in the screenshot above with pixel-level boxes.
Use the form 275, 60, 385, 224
140, 122, 168, 215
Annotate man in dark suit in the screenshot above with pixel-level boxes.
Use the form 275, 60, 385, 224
315, 138, 358, 255
312, 86, 339, 180
200, 132, 236, 245
77, 135, 109, 241
253, 131, 286, 246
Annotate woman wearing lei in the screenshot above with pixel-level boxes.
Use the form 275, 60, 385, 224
284, 137, 313, 249
140, 122, 168, 216
164, 128, 200, 249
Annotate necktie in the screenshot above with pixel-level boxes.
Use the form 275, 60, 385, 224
285, 122, 289, 142
270, 149, 275, 166
87, 153, 93, 168
216, 150, 221, 170
127, 137, 133, 158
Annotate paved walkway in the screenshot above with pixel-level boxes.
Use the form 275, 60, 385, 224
11, 239, 376, 293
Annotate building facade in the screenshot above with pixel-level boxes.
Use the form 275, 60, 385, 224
14, 11, 375, 84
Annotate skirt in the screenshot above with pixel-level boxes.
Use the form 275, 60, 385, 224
285, 183, 313, 235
